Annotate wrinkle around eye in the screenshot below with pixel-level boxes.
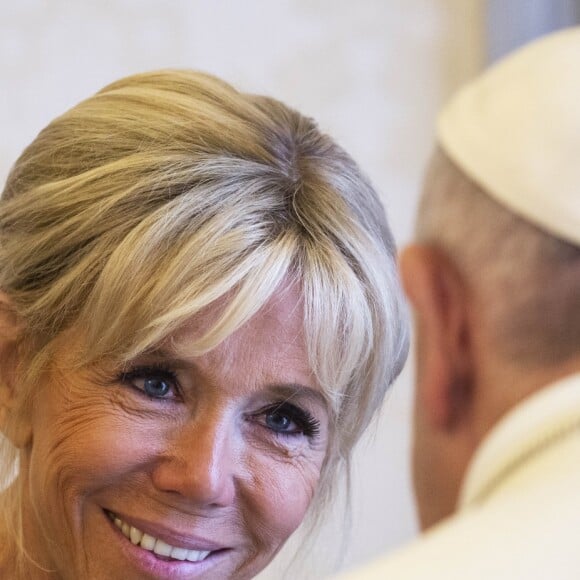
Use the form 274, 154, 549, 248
114, 364, 182, 400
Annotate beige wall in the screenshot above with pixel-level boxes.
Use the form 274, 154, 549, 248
0, 1, 483, 577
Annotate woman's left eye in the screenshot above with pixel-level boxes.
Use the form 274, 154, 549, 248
265, 410, 297, 433
117, 366, 180, 400
254, 402, 321, 438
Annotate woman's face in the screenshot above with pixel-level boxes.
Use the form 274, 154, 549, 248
17, 285, 329, 579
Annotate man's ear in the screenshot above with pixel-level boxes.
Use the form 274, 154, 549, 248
0, 292, 32, 448
400, 244, 474, 432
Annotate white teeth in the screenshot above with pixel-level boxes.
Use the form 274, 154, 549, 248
171, 547, 189, 561
187, 550, 210, 562
110, 512, 212, 563
130, 526, 143, 545
153, 539, 173, 557
140, 533, 156, 551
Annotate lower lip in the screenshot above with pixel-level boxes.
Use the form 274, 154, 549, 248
104, 509, 228, 579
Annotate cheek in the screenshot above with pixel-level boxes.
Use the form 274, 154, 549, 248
21, 382, 173, 575
27, 386, 164, 515
244, 449, 324, 542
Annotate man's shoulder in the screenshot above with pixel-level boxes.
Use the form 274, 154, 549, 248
336, 488, 580, 580
337, 405, 580, 579
336, 510, 489, 580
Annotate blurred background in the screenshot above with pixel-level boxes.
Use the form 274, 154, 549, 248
1, 1, 578, 577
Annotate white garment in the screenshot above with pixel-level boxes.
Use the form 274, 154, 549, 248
336, 373, 580, 579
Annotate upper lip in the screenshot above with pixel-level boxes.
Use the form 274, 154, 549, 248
106, 509, 229, 552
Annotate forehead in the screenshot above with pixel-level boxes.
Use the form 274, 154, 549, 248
170, 283, 305, 357
168, 282, 310, 376
155, 283, 328, 411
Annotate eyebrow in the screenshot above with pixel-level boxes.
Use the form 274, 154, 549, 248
129, 348, 329, 411
266, 383, 328, 412
122, 348, 191, 370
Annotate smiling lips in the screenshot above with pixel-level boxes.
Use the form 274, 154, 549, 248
107, 511, 212, 563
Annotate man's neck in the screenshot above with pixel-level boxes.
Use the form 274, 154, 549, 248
473, 355, 580, 447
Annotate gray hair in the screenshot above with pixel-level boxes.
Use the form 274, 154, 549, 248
417, 148, 580, 366
0, 70, 409, 559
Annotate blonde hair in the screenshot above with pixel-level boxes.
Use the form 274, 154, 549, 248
0, 70, 408, 567
417, 148, 580, 365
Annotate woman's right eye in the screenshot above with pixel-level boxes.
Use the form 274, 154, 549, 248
117, 366, 181, 401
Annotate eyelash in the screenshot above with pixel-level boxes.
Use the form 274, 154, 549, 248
116, 364, 181, 401
253, 402, 321, 439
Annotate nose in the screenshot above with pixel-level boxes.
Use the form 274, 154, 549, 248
151, 413, 237, 508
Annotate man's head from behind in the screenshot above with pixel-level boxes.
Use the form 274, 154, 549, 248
401, 28, 580, 530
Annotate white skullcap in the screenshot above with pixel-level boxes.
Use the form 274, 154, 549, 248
438, 27, 580, 246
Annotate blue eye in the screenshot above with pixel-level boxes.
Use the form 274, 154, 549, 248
265, 411, 294, 433
142, 377, 172, 398
256, 402, 321, 438
117, 366, 180, 401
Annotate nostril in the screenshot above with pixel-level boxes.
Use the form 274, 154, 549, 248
150, 428, 237, 508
